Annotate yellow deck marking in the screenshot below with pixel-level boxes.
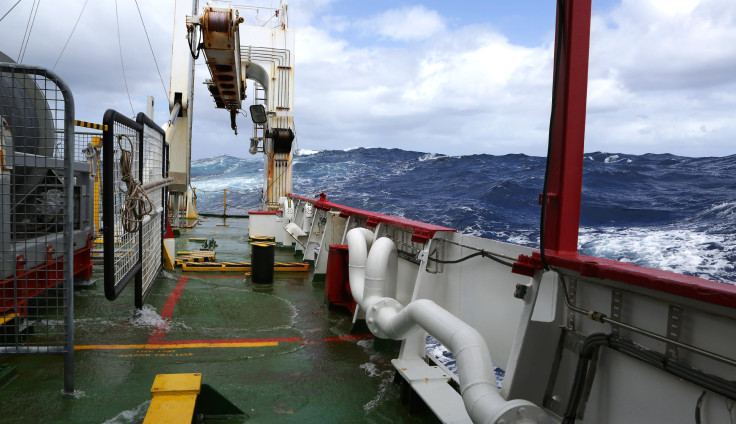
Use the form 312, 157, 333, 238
75, 341, 278, 350
181, 261, 309, 272
0, 313, 18, 325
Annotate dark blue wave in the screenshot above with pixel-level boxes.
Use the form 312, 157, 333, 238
191, 149, 736, 283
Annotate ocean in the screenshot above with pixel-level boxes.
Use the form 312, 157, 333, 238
191, 148, 736, 285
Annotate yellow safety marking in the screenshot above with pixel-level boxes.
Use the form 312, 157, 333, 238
143, 373, 201, 424
92, 136, 101, 232
74, 120, 108, 131
174, 253, 216, 266
162, 240, 175, 270
75, 341, 278, 350
181, 261, 309, 272
182, 263, 250, 272
176, 250, 215, 255
249, 236, 275, 242
0, 313, 18, 325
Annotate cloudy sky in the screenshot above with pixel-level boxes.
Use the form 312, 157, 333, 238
1, 0, 734, 158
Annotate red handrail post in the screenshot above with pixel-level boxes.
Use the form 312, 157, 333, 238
544, 0, 592, 253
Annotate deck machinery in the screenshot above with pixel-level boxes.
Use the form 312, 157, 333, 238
166, 0, 295, 225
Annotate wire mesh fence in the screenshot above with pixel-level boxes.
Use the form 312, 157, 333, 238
0, 62, 78, 395
136, 113, 166, 307
102, 111, 169, 308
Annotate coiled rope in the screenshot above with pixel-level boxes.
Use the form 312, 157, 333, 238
118, 134, 152, 233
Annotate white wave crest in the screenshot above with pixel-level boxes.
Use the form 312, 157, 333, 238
578, 227, 734, 283
418, 152, 447, 161
295, 148, 320, 156
192, 176, 260, 192
698, 201, 736, 220
604, 154, 632, 164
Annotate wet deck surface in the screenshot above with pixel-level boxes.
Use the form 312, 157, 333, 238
0, 217, 430, 423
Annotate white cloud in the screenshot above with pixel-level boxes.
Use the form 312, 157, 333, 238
292, 0, 736, 156
357, 6, 446, 42
584, 0, 736, 155
0, 1, 733, 158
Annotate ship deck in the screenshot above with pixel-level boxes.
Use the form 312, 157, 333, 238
0, 216, 431, 423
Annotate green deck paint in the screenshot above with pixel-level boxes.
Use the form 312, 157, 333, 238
0, 217, 428, 423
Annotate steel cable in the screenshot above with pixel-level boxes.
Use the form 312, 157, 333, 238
52, 0, 89, 71
0, 0, 23, 24
132, 0, 168, 98
114, 0, 135, 116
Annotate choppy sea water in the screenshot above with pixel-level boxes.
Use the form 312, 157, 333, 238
191, 148, 735, 285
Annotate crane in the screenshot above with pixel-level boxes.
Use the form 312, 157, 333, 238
164, 0, 295, 226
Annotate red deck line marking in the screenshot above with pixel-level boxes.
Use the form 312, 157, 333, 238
323, 334, 373, 342
157, 337, 302, 345
189, 274, 246, 279
148, 275, 189, 344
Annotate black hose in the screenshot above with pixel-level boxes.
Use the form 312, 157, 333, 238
562, 333, 736, 423
562, 333, 610, 423
428, 250, 513, 268
540, 0, 566, 270
695, 391, 706, 424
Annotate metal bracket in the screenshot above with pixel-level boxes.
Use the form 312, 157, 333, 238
567, 278, 577, 331
610, 290, 623, 336
666, 305, 683, 361
562, 330, 586, 354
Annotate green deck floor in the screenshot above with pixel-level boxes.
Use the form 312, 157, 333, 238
0, 217, 432, 423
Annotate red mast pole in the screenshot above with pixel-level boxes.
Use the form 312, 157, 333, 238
543, 0, 592, 253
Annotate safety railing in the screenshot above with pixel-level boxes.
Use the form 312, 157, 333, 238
102, 110, 169, 308
0, 63, 77, 396
193, 187, 258, 216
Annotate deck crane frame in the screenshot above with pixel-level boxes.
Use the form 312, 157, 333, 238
165, 0, 296, 222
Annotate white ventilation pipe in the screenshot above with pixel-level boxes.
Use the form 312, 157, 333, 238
345, 228, 548, 424
346, 227, 375, 306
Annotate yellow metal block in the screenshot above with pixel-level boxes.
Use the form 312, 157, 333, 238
143, 373, 201, 424
151, 373, 202, 394
163, 239, 175, 270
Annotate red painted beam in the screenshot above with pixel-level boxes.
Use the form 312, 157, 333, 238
537, 251, 736, 309
543, 0, 592, 253
288, 194, 455, 241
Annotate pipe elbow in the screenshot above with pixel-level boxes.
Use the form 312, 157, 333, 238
346, 228, 375, 306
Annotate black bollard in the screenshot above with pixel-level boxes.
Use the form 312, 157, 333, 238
251, 241, 275, 284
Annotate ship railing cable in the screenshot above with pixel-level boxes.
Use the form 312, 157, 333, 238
556, 271, 736, 368
539, 0, 566, 270
191, 188, 256, 214
133, 0, 168, 98
118, 134, 153, 233
428, 238, 515, 268
18, 0, 40, 63
52, 0, 90, 71
114, 0, 135, 116
0, 0, 23, 24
